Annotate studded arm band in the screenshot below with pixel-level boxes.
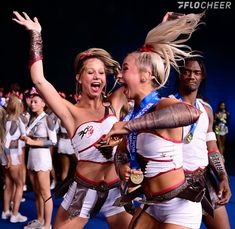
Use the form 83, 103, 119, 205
208, 151, 228, 179
29, 30, 43, 68
124, 102, 201, 132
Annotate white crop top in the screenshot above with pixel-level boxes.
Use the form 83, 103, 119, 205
183, 99, 209, 171
71, 114, 118, 163
5, 118, 26, 152
135, 132, 183, 178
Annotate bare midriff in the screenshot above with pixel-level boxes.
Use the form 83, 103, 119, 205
143, 168, 185, 196
76, 160, 119, 183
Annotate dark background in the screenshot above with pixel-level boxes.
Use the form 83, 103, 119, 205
1, 0, 234, 172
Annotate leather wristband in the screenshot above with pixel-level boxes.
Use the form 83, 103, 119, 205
125, 102, 201, 132
208, 151, 228, 179
29, 30, 43, 68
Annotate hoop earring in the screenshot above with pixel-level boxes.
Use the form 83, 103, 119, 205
76, 82, 82, 96
107, 77, 119, 97
102, 85, 107, 100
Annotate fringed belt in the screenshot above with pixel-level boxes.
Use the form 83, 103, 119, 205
68, 176, 121, 218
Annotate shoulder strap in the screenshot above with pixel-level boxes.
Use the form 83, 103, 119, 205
26, 111, 46, 135
103, 102, 116, 117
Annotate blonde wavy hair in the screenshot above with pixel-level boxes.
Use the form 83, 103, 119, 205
132, 12, 204, 89
74, 48, 120, 77
6, 95, 23, 121
0, 107, 7, 154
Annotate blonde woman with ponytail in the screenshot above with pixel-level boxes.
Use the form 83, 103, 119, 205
104, 12, 205, 229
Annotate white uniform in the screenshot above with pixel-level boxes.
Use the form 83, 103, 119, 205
1, 118, 26, 166
135, 129, 202, 228
27, 114, 57, 171
71, 114, 117, 162
183, 99, 209, 171
62, 113, 125, 218
136, 132, 183, 177
57, 121, 75, 155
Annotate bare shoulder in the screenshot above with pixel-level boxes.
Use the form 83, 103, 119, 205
198, 99, 213, 116
155, 97, 180, 109
198, 98, 213, 111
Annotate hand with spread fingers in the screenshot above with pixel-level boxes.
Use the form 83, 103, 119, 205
12, 11, 41, 32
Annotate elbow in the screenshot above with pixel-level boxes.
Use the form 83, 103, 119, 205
185, 103, 202, 122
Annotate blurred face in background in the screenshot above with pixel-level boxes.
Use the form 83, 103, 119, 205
30, 95, 45, 114
179, 60, 203, 93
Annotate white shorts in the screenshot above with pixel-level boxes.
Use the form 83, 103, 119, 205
57, 138, 75, 155
27, 148, 52, 171
0, 149, 21, 166
61, 181, 126, 218
9, 149, 21, 165
144, 197, 202, 229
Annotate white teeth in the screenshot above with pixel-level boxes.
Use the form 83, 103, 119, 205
91, 82, 101, 86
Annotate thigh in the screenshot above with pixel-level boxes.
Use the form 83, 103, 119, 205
4, 169, 14, 188
36, 170, 51, 198
203, 205, 230, 229
8, 165, 23, 185
59, 154, 70, 168
146, 198, 202, 229
28, 170, 36, 187
54, 205, 88, 229
106, 211, 132, 229
128, 208, 159, 229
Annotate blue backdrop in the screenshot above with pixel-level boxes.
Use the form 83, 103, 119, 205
1, 0, 234, 142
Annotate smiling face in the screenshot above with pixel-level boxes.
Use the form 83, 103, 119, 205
179, 60, 203, 93
77, 58, 106, 98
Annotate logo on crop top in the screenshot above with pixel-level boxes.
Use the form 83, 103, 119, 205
78, 126, 94, 139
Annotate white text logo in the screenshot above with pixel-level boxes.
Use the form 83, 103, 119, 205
177, 1, 231, 9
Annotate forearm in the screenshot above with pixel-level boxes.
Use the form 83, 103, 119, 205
125, 102, 201, 132
28, 30, 69, 120
29, 30, 47, 87
29, 30, 43, 68
26, 138, 55, 148
208, 150, 228, 180
114, 150, 130, 179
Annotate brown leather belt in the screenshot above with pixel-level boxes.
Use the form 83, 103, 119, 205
185, 168, 214, 217
69, 176, 121, 218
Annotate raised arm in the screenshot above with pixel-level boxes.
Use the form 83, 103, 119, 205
12, 11, 75, 135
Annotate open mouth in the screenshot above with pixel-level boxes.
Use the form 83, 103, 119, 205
91, 82, 101, 92
122, 83, 129, 96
